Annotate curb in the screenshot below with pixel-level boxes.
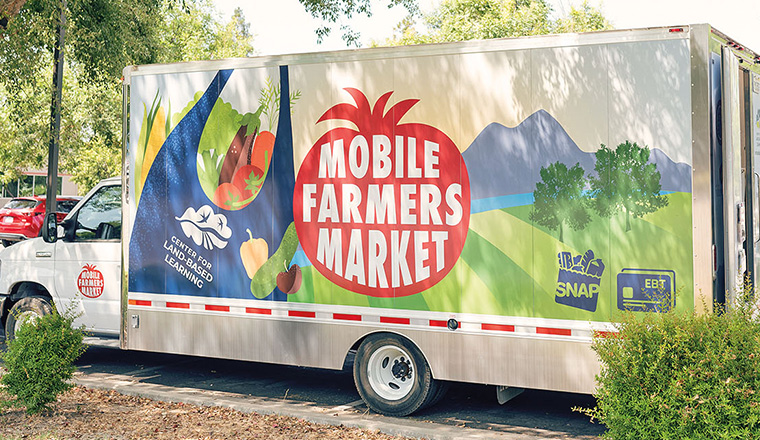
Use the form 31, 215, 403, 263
73, 372, 562, 440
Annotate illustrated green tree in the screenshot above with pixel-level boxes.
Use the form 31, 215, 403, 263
376, 0, 611, 46
588, 141, 668, 232
530, 161, 590, 242
0, 0, 254, 194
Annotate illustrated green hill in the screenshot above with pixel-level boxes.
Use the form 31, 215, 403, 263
289, 192, 693, 321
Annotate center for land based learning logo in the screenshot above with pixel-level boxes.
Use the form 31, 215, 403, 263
555, 249, 605, 312
293, 88, 471, 298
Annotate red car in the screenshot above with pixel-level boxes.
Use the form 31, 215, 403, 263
0, 196, 82, 247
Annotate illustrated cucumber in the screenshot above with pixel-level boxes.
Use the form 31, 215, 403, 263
250, 222, 299, 299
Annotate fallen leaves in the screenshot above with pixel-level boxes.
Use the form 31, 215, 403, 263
1, 387, 410, 440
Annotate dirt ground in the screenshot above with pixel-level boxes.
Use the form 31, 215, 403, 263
0, 386, 414, 440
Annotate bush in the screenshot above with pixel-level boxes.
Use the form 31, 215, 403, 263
587, 284, 760, 439
1, 305, 86, 414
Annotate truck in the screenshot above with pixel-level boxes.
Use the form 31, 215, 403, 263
1, 23, 758, 416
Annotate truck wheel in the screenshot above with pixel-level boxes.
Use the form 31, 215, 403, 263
353, 334, 434, 416
422, 378, 450, 409
2, 240, 12, 248
4, 297, 53, 341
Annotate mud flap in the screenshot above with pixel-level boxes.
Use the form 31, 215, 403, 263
496, 386, 525, 404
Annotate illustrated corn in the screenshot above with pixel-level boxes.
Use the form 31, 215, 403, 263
140, 105, 167, 190
240, 228, 269, 279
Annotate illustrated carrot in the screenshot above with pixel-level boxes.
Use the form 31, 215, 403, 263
251, 131, 275, 171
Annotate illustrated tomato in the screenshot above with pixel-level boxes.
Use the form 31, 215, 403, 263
213, 182, 244, 211
231, 165, 265, 200
293, 88, 471, 298
77, 264, 104, 298
251, 131, 275, 172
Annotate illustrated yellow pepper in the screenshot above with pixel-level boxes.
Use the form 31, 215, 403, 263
240, 228, 269, 279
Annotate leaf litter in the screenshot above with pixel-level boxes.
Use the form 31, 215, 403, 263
0, 386, 416, 440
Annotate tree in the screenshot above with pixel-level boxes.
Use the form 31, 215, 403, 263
376, 0, 611, 46
588, 141, 668, 232
553, 0, 610, 33
0, 0, 255, 194
297, 0, 418, 46
530, 161, 590, 242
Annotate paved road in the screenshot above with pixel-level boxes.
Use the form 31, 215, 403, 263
69, 344, 605, 439
0, 293, 605, 439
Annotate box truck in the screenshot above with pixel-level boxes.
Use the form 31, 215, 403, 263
1, 24, 759, 416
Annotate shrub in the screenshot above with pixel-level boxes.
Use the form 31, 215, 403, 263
587, 283, 760, 439
1, 305, 86, 414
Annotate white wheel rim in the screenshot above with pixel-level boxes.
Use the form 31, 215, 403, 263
367, 344, 415, 401
14, 310, 40, 335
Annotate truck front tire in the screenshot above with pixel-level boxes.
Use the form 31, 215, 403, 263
353, 333, 437, 416
4, 297, 53, 341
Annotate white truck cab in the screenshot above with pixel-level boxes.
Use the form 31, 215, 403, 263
0, 177, 122, 340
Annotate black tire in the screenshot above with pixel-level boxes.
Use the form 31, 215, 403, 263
422, 378, 450, 410
2, 240, 13, 248
353, 333, 434, 416
4, 297, 53, 341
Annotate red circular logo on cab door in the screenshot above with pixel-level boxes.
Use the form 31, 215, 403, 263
293, 89, 470, 298
77, 264, 104, 298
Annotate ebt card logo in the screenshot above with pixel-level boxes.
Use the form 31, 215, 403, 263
294, 89, 470, 297
555, 249, 605, 312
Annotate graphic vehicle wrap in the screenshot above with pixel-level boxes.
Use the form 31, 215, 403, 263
128, 45, 694, 322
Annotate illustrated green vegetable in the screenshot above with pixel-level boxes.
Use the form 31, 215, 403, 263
250, 222, 299, 299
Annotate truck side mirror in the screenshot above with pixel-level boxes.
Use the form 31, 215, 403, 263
41, 212, 58, 243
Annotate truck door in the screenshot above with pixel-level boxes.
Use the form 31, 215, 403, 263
710, 52, 725, 304
740, 68, 759, 292
750, 72, 760, 287
54, 183, 122, 335
720, 47, 760, 302
721, 47, 746, 303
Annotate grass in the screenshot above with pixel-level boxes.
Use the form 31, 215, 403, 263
285, 192, 693, 320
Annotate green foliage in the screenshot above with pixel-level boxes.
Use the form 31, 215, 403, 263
588, 279, 760, 439
212, 7, 255, 58
589, 141, 668, 231
0, 0, 255, 194
1, 306, 86, 414
554, 0, 610, 33
155, 0, 253, 61
530, 161, 589, 242
377, 0, 611, 46
297, 0, 419, 46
